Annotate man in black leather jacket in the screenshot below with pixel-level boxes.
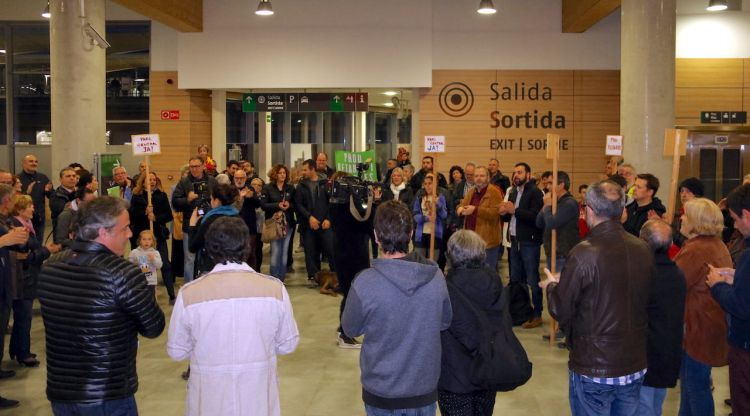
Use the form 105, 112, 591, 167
39, 196, 165, 415
542, 180, 653, 416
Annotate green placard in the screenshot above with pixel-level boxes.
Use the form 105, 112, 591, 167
334, 150, 377, 182
99, 153, 122, 189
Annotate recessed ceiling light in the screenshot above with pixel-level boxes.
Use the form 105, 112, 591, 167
383, 91, 398, 96
706, 0, 728, 11
0, 50, 5, 54
477, 0, 497, 15
256, 0, 274, 16
383, 103, 394, 107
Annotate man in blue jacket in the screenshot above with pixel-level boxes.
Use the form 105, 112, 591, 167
709, 183, 750, 416
343, 200, 452, 415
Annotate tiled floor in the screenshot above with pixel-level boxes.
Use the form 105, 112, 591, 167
1, 242, 731, 415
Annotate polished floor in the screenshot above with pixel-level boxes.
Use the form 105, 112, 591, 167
1, 240, 731, 415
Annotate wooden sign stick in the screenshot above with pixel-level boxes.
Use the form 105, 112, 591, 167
429, 154, 438, 261
546, 133, 560, 346
146, 155, 153, 233
664, 129, 686, 222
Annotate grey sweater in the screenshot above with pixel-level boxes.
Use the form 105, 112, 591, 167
342, 251, 452, 410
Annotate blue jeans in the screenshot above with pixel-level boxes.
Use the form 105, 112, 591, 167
569, 371, 642, 416
365, 402, 437, 416
509, 240, 542, 317
485, 245, 501, 271
52, 396, 138, 416
9, 299, 33, 361
678, 351, 714, 416
182, 233, 195, 283
270, 231, 292, 281
638, 385, 667, 416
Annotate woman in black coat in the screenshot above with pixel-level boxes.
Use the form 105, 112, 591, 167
439, 229, 504, 416
129, 172, 175, 303
188, 183, 240, 277
260, 164, 295, 281
9, 196, 59, 367
232, 170, 261, 269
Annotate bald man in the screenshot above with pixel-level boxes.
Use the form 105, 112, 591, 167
638, 219, 686, 415
17, 154, 54, 238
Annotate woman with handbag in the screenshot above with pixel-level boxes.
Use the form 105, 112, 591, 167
130, 171, 175, 304
261, 164, 294, 281
439, 229, 504, 416
674, 197, 731, 416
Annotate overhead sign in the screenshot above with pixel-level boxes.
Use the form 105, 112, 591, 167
160, 110, 180, 120
131, 134, 161, 155
605, 135, 623, 156
701, 111, 747, 124
424, 136, 446, 153
242, 92, 369, 112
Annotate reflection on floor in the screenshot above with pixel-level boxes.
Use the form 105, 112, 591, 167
2, 243, 730, 416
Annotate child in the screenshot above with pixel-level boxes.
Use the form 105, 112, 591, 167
128, 230, 162, 298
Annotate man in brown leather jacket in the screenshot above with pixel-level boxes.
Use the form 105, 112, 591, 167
541, 180, 653, 416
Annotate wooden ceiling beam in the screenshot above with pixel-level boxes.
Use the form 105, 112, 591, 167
562, 0, 620, 33
113, 0, 203, 32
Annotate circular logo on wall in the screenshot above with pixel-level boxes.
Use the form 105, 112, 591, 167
439, 82, 474, 118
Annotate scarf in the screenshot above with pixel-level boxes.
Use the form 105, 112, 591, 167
202, 204, 239, 222
14, 216, 35, 236
390, 182, 406, 200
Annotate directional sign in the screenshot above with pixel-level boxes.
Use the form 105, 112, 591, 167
701, 111, 747, 124
243, 92, 369, 112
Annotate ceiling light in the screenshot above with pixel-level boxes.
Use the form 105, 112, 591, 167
477, 0, 497, 15
134, 78, 146, 82
42, 1, 51, 18
707, 0, 728, 11
383, 91, 398, 96
0, 50, 5, 54
255, 0, 274, 16
383, 103, 394, 107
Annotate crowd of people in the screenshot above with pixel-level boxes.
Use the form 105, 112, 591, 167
0, 147, 748, 416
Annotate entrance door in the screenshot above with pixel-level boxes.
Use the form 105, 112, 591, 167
681, 130, 750, 202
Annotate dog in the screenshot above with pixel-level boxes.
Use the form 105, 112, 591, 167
314, 271, 339, 297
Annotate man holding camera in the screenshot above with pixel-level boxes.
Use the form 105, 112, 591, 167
172, 156, 217, 284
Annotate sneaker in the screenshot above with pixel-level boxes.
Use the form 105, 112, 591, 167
337, 334, 361, 349
307, 278, 318, 288
0, 397, 19, 410
0, 370, 15, 380
169, 297, 176, 306
522, 317, 543, 329
542, 330, 564, 341
725, 399, 732, 406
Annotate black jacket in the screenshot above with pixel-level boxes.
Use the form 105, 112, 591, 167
410, 170, 448, 194
38, 240, 165, 403
49, 186, 75, 226
490, 172, 510, 192
503, 182, 544, 244
236, 186, 260, 236
295, 178, 331, 231
536, 192, 581, 258
129, 189, 173, 245
18, 170, 53, 228
261, 183, 295, 226
189, 210, 240, 276
644, 252, 687, 388
380, 185, 415, 213
171, 174, 217, 232
439, 265, 504, 394
9, 218, 50, 300
623, 197, 666, 237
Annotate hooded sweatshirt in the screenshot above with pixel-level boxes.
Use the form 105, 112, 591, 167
342, 251, 452, 410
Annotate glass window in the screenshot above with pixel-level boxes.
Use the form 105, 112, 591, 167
0, 29, 6, 145
12, 24, 51, 144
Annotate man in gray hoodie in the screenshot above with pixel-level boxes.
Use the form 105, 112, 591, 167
343, 200, 452, 416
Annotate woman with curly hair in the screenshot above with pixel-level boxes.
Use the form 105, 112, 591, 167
261, 164, 295, 281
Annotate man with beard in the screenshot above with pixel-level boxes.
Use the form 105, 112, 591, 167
410, 156, 448, 193
457, 166, 503, 268
296, 159, 335, 288
500, 162, 544, 329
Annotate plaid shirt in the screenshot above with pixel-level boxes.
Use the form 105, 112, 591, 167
582, 369, 647, 386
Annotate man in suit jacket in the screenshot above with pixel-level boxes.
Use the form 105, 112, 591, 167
500, 162, 544, 328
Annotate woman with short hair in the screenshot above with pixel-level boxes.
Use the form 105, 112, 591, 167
674, 197, 731, 415
439, 230, 503, 416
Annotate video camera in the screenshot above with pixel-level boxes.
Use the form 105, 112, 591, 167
193, 180, 212, 215
328, 162, 381, 220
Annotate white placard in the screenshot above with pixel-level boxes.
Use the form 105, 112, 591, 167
605, 135, 623, 156
424, 136, 446, 153
131, 134, 161, 155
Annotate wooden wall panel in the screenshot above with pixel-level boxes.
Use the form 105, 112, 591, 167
676, 59, 744, 88
421, 95, 497, 122
574, 71, 620, 96
496, 71, 576, 96
745, 59, 750, 86
573, 96, 620, 122
574, 122, 620, 147
427, 71, 496, 97
675, 88, 743, 119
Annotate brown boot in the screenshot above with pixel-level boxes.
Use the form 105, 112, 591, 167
522, 317, 543, 329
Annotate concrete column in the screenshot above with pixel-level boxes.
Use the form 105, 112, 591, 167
620, 0, 676, 186
50, 0, 107, 176
211, 90, 227, 170
353, 112, 367, 152
257, 112, 272, 181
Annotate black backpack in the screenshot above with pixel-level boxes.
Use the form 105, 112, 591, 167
508, 281, 533, 326
448, 281, 533, 392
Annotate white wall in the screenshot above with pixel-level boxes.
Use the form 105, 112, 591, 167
151, 21, 178, 71
177, 0, 433, 89
676, 12, 750, 57
432, 0, 621, 70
